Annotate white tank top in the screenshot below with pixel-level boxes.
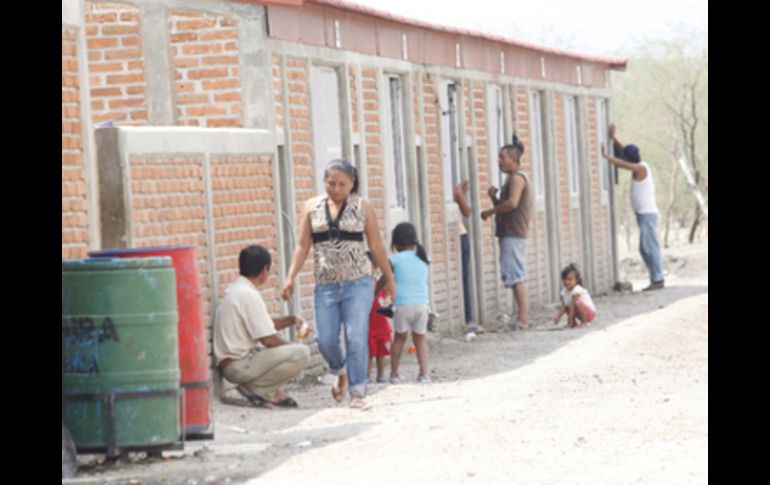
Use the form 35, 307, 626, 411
630, 162, 659, 215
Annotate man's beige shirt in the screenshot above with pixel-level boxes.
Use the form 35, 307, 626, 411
213, 276, 276, 366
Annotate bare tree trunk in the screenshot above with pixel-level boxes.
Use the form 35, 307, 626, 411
663, 132, 681, 249
665, 64, 707, 245
688, 206, 701, 244
686, 79, 703, 245
676, 154, 708, 219
664, 157, 680, 248
624, 203, 633, 253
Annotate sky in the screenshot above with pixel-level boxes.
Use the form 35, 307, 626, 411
347, 0, 708, 57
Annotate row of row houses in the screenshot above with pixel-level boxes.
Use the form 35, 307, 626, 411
62, 0, 627, 361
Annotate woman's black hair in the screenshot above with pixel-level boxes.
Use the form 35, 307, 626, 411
324, 159, 359, 194
239, 244, 271, 278
391, 222, 429, 264
500, 133, 525, 163
560, 263, 583, 286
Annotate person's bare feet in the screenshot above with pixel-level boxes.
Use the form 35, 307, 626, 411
349, 396, 368, 409
331, 373, 347, 402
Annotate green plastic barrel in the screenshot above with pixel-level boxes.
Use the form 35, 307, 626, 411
62, 257, 180, 454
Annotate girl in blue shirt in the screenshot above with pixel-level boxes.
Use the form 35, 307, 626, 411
381, 222, 431, 383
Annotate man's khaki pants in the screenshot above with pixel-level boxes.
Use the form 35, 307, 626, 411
222, 344, 310, 400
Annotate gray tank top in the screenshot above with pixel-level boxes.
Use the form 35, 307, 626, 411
495, 171, 532, 239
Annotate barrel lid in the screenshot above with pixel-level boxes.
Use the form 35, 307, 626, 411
90, 245, 196, 257
62, 256, 173, 271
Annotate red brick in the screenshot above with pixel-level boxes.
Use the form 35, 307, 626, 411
87, 37, 119, 50
122, 36, 142, 47
89, 62, 124, 73
182, 44, 221, 55
108, 98, 145, 109
175, 19, 218, 30
170, 32, 199, 43
91, 87, 122, 97
176, 82, 196, 93
121, 11, 140, 22
187, 68, 228, 80
207, 118, 241, 127
213, 91, 241, 102
177, 94, 210, 105
106, 73, 144, 84
200, 30, 238, 41
102, 25, 141, 36
85, 12, 118, 23
175, 57, 200, 68
104, 48, 143, 60
62, 152, 84, 165
185, 105, 227, 116
202, 79, 240, 90
202, 55, 239, 66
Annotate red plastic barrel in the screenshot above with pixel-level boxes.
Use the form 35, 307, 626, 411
90, 246, 212, 438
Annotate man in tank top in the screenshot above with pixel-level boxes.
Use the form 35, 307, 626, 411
601, 124, 665, 291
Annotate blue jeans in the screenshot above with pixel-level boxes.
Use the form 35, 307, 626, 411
636, 213, 664, 283
314, 275, 373, 398
460, 234, 472, 323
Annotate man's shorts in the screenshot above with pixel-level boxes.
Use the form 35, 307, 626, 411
393, 304, 429, 334
499, 236, 527, 288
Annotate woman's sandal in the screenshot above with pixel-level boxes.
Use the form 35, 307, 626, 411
349, 397, 367, 409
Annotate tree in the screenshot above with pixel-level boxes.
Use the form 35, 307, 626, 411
610, 30, 708, 245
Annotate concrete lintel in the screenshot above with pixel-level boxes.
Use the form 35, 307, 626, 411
99, 126, 276, 155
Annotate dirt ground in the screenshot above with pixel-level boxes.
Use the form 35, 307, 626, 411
66, 236, 708, 484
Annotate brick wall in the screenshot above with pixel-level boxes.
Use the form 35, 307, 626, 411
349, 66, 359, 133
169, 10, 243, 127
361, 68, 385, 229
85, 2, 148, 126
587, 98, 612, 293
514, 87, 549, 306
272, 55, 284, 131
421, 75, 447, 323
284, 57, 316, 320
62, 28, 90, 260
471, 81, 499, 317
128, 155, 211, 329
211, 154, 279, 310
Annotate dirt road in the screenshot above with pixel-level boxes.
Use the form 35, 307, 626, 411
68, 240, 707, 484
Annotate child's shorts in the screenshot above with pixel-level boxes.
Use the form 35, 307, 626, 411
576, 300, 596, 323
393, 304, 429, 334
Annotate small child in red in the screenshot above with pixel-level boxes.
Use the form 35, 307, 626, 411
368, 288, 392, 383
